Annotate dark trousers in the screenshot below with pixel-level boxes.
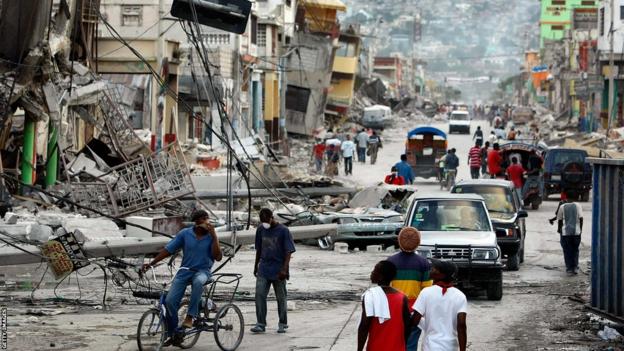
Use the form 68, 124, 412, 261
357, 147, 366, 162
470, 166, 480, 179
344, 156, 353, 175
560, 235, 581, 272
255, 276, 288, 327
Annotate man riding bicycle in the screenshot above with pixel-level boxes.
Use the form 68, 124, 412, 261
445, 148, 460, 188
142, 210, 223, 346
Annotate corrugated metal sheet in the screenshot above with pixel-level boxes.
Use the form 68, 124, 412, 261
588, 157, 624, 322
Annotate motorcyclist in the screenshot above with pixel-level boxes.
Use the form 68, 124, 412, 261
523, 152, 544, 198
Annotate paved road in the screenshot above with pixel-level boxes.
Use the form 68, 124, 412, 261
4, 120, 594, 351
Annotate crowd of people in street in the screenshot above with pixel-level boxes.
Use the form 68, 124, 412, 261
311, 128, 383, 177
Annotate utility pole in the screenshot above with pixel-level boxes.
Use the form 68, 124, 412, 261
608, 0, 616, 134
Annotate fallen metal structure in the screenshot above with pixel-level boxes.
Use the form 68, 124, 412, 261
0, 224, 337, 266
189, 186, 357, 200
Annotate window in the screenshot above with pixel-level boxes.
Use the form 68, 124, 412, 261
551, 25, 565, 31
452, 186, 516, 214
552, 0, 566, 5
336, 40, 357, 57
581, 0, 595, 5
121, 5, 142, 27
285, 85, 311, 113
257, 24, 267, 47
410, 200, 492, 232
600, 7, 605, 35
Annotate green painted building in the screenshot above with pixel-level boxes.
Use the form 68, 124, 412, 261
540, 0, 598, 47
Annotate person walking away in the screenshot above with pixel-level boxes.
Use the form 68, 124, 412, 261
480, 142, 490, 178
487, 143, 503, 178
468, 142, 482, 179
311, 139, 326, 174
507, 126, 517, 141
411, 259, 467, 351
357, 261, 410, 351
141, 210, 223, 346
388, 228, 432, 351
488, 131, 497, 145
368, 131, 382, 164
506, 157, 525, 199
341, 135, 355, 176
385, 166, 406, 185
472, 126, 483, 147
556, 192, 584, 275
251, 208, 296, 333
356, 129, 369, 163
325, 144, 339, 176
445, 148, 459, 188
395, 154, 415, 185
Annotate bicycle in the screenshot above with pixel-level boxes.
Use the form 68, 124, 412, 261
135, 243, 244, 351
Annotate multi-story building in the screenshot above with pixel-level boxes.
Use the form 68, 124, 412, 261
326, 28, 361, 123
539, 0, 598, 47
97, 0, 261, 148
284, 0, 345, 136
373, 55, 403, 99
597, 0, 624, 128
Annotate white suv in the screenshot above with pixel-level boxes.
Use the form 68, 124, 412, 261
449, 110, 471, 134
404, 193, 504, 300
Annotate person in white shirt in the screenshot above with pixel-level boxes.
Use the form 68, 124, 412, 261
411, 259, 467, 351
340, 134, 356, 176
556, 190, 584, 275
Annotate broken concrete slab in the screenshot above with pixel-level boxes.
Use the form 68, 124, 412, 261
25, 224, 54, 243
62, 217, 124, 242
3, 212, 18, 224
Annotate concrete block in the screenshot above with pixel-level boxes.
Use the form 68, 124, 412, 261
385, 246, 397, 253
0, 222, 36, 240
3, 212, 18, 224
366, 245, 383, 253
63, 217, 124, 242
334, 242, 349, 254
36, 211, 82, 228
26, 224, 54, 243
287, 301, 296, 311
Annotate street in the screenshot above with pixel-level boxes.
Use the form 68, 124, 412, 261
3, 120, 598, 350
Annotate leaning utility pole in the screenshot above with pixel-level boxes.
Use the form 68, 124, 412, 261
608, 0, 616, 135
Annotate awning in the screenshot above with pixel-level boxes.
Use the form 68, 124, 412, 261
301, 0, 347, 11
407, 126, 447, 139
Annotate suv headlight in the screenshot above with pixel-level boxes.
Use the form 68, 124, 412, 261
472, 248, 498, 260
417, 248, 432, 258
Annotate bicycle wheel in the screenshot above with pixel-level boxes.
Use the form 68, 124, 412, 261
213, 303, 244, 351
177, 300, 201, 349
137, 308, 165, 351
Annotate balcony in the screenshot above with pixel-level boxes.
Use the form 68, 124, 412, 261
333, 56, 358, 74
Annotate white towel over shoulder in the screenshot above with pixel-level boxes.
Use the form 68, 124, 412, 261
362, 286, 391, 324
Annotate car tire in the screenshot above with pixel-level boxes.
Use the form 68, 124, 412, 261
486, 271, 503, 301
507, 252, 520, 271
519, 239, 525, 263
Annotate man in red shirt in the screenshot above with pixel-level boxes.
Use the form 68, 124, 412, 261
312, 140, 326, 173
506, 156, 525, 199
487, 143, 503, 178
468, 142, 482, 179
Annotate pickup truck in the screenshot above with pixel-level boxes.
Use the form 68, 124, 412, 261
543, 148, 592, 201
404, 193, 504, 300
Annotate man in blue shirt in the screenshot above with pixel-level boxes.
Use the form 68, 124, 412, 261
251, 208, 296, 334
142, 210, 222, 346
395, 154, 415, 184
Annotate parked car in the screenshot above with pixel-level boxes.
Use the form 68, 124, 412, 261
448, 110, 471, 134
451, 180, 528, 271
543, 148, 592, 201
404, 193, 504, 300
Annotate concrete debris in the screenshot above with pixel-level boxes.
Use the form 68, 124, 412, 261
62, 218, 124, 242
3, 212, 18, 224
597, 326, 622, 341
26, 224, 54, 243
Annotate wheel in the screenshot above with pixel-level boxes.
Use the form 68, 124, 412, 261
214, 303, 244, 351
486, 271, 503, 301
137, 308, 165, 351
177, 300, 201, 349
507, 252, 520, 271
581, 191, 590, 202
317, 235, 333, 250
